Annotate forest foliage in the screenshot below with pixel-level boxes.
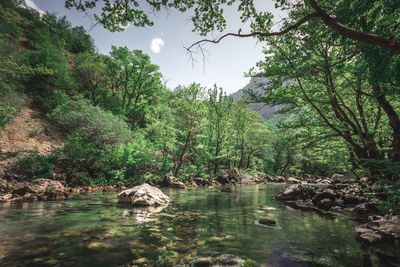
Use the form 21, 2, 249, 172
1, 0, 399, 192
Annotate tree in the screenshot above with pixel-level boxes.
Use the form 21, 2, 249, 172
73, 52, 107, 104
207, 85, 233, 175
65, 0, 400, 52
105, 46, 164, 127
250, 13, 399, 175
172, 83, 207, 178
231, 101, 261, 169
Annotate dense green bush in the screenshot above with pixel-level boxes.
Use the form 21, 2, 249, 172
49, 98, 132, 148
62, 132, 103, 185
106, 132, 157, 180
19, 153, 58, 179
61, 131, 156, 186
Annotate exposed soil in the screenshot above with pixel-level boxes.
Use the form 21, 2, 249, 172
0, 95, 64, 179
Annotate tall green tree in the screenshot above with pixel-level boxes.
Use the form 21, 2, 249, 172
207, 85, 233, 175
172, 83, 207, 178
105, 46, 164, 127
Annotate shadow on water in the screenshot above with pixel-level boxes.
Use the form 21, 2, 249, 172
0, 184, 395, 266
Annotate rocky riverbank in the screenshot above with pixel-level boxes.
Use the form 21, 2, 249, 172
274, 174, 400, 262
0, 167, 325, 202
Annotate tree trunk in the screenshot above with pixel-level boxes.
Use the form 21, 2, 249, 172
174, 131, 191, 178
213, 132, 221, 175
239, 137, 245, 168
373, 85, 400, 162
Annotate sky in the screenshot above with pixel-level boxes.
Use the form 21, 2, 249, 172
28, 0, 284, 94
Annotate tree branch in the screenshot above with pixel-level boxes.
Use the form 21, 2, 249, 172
307, 0, 400, 52
185, 13, 318, 51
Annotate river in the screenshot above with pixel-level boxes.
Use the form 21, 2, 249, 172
0, 184, 382, 266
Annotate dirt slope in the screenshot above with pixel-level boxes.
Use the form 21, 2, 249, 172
0, 95, 63, 179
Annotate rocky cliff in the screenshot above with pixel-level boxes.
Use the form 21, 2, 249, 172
232, 77, 283, 120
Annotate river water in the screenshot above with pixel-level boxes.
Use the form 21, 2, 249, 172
0, 184, 383, 266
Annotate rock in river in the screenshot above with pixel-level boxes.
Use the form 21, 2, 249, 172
258, 218, 277, 226
117, 183, 170, 206
189, 254, 245, 266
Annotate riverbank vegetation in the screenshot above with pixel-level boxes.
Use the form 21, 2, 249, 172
1, 0, 399, 201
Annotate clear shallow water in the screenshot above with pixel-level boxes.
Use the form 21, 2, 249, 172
0, 184, 380, 266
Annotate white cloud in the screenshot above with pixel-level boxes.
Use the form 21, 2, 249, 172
150, 37, 165, 54
24, 0, 45, 15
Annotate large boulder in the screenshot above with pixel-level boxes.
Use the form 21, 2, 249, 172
275, 184, 316, 201
118, 183, 170, 206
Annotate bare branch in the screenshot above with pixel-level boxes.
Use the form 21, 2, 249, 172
184, 13, 319, 51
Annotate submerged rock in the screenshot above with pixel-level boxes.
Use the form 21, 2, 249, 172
221, 187, 232, 192
259, 205, 276, 211
188, 254, 245, 267
117, 183, 170, 206
258, 218, 277, 226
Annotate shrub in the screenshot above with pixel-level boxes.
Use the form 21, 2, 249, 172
376, 179, 400, 215
102, 132, 157, 184
0, 104, 17, 128
49, 97, 132, 148
19, 153, 58, 179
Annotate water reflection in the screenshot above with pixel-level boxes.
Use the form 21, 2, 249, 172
119, 204, 168, 223
0, 184, 390, 266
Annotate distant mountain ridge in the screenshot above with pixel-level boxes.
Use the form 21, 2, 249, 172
232, 77, 283, 120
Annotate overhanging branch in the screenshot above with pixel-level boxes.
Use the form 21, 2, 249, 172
185, 13, 318, 51
307, 0, 400, 52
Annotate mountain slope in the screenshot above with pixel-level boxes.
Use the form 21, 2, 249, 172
232, 77, 283, 120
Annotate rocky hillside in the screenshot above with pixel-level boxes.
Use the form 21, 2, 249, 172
232, 77, 284, 120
